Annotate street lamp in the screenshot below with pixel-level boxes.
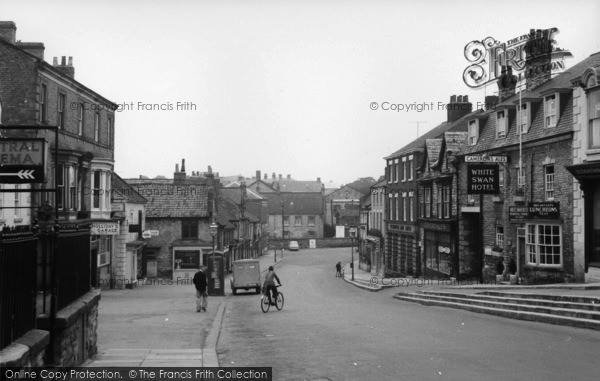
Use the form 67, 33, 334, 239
209, 222, 218, 281
350, 228, 357, 280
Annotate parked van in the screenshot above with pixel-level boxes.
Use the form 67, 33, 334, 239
230, 259, 261, 295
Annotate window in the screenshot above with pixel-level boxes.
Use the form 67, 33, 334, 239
496, 110, 507, 139
107, 117, 113, 146
307, 231, 316, 238
402, 157, 407, 182
408, 191, 414, 222
56, 164, 64, 210
402, 192, 407, 221
424, 186, 431, 218
499, 166, 505, 192
518, 164, 525, 188
496, 226, 504, 247
94, 112, 100, 142
68, 166, 77, 210
308, 216, 316, 226
93, 170, 101, 209
283, 217, 290, 227
589, 89, 600, 148
78, 103, 84, 135
387, 160, 393, 183
40, 84, 47, 122
468, 120, 478, 145
408, 155, 414, 180
442, 184, 451, 218
545, 165, 555, 200
294, 216, 302, 226
467, 194, 475, 205
14, 185, 20, 218
181, 220, 199, 239
394, 159, 399, 182
58, 93, 66, 129
517, 102, 530, 134
388, 194, 393, 220
544, 94, 558, 127
174, 250, 200, 269
392, 194, 398, 221
526, 224, 562, 266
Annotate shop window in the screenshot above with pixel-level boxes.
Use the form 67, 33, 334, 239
174, 250, 200, 269
526, 224, 562, 266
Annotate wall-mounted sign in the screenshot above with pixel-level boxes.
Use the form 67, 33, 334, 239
422, 222, 451, 232
529, 202, 560, 219
438, 246, 451, 254
111, 202, 125, 212
465, 155, 507, 163
462, 27, 570, 88
467, 164, 499, 194
91, 222, 119, 235
509, 206, 528, 222
142, 231, 152, 239
309, 239, 316, 249
0, 139, 45, 184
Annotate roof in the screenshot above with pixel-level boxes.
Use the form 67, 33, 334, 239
424, 139, 443, 168
127, 181, 210, 218
444, 131, 469, 156
384, 121, 448, 159
265, 193, 324, 215
220, 187, 265, 203
112, 173, 147, 204
273, 180, 323, 193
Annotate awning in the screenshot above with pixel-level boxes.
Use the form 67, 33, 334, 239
566, 161, 600, 181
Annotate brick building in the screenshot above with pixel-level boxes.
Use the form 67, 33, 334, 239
324, 185, 364, 232
0, 21, 118, 286
566, 52, 600, 277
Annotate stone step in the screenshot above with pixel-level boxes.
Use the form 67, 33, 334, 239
419, 291, 600, 312
394, 293, 600, 331
478, 291, 600, 305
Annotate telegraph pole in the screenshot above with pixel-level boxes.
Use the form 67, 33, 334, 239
409, 121, 427, 139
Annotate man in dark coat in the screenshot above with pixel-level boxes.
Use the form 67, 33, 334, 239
193, 266, 208, 312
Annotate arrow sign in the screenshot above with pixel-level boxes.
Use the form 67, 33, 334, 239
0, 166, 44, 184
0, 169, 35, 179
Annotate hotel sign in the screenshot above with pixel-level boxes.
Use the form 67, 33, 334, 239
0, 139, 45, 184
462, 27, 570, 88
467, 164, 499, 194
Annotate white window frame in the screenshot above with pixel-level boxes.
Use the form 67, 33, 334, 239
394, 159, 399, 183
526, 223, 562, 267
517, 102, 531, 134
468, 120, 479, 146
58, 93, 65, 129
588, 88, 600, 149
402, 192, 407, 221
496, 225, 504, 247
294, 215, 302, 226
401, 157, 407, 182
307, 216, 316, 226
388, 193, 393, 220
408, 191, 414, 222
544, 94, 558, 128
518, 164, 525, 188
408, 155, 414, 181
94, 112, 100, 142
496, 110, 507, 139
544, 165, 555, 200
78, 103, 84, 136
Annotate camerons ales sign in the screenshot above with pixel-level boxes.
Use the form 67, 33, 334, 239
0, 139, 45, 184
467, 164, 499, 194
462, 27, 570, 88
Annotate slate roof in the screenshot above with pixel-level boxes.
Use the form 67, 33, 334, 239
112, 174, 147, 204
465, 52, 600, 154
424, 139, 443, 168
265, 193, 324, 215
273, 180, 323, 193
128, 181, 209, 218
444, 131, 469, 156
385, 121, 448, 159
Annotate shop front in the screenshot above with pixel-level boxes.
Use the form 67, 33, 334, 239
422, 221, 456, 279
172, 243, 213, 281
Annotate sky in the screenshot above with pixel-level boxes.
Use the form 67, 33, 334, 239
2, 0, 600, 184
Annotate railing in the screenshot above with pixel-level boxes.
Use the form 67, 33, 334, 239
0, 226, 38, 349
55, 224, 91, 311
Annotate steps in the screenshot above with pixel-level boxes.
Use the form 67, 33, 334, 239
394, 290, 600, 331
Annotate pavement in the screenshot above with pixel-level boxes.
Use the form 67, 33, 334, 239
85, 249, 286, 368
342, 260, 600, 296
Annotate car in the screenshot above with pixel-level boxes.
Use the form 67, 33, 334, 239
288, 241, 299, 251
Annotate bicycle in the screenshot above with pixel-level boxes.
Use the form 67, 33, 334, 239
261, 285, 284, 313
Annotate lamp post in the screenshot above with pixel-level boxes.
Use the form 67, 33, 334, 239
350, 228, 357, 280
209, 222, 218, 283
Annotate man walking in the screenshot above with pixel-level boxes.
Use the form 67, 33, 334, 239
193, 266, 208, 312
336, 262, 342, 277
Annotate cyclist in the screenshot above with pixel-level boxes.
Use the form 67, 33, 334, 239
263, 266, 282, 306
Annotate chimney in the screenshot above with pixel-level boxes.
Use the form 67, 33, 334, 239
256, 170, 261, 181
264, 173, 268, 180
175, 163, 179, 172
287, 174, 291, 179
0, 21, 16, 44
484, 96, 499, 111
174, 160, 186, 183
497, 65, 518, 101
272, 172, 276, 179
317, 177, 321, 183
53, 55, 75, 78
524, 28, 554, 90
446, 95, 473, 123
181, 158, 186, 173
16, 42, 45, 60
278, 174, 282, 180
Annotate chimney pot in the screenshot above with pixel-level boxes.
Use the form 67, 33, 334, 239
450, 95, 457, 103
181, 158, 186, 173
0, 21, 17, 44
463, 95, 469, 102
175, 163, 179, 172
457, 95, 463, 103
61, 56, 66, 66
53, 57, 58, 66
287, 174, 291, 179
68, 56, 73, 66
264, 173, 268, 180
317, 177, 321, 182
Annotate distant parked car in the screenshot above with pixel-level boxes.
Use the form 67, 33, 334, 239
289, 241, 299, 251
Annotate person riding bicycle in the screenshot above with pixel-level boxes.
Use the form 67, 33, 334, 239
263, 266, 281, 306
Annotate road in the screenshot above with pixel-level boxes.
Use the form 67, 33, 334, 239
217, 248, 600, 381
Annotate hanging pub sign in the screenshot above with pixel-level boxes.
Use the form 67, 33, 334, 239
467, 164, 499, 194
0, 138, 45, 184
529, 202, 560, 219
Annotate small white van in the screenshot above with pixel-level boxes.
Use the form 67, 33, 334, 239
230, 259, 261, 295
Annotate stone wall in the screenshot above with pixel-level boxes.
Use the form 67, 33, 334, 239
267, 237, 355, 250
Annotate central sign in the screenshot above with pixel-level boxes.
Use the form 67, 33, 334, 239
0, 138, 45, 184
467, 164, 499, 194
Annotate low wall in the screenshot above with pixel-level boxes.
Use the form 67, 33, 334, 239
268, 238, 357, 250
0, 330, 49, 368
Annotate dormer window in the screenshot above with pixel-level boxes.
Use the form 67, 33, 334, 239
496, 110, 507, 139
544, 94, 558, 127
468, 120, 479, 146
517, 102, 530, 134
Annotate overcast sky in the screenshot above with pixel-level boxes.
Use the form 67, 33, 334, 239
3, 0, 600, 184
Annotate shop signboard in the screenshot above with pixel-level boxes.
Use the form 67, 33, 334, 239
0, 139, 45, 184
467, 164, 499, 194
91, 222, 119, 235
